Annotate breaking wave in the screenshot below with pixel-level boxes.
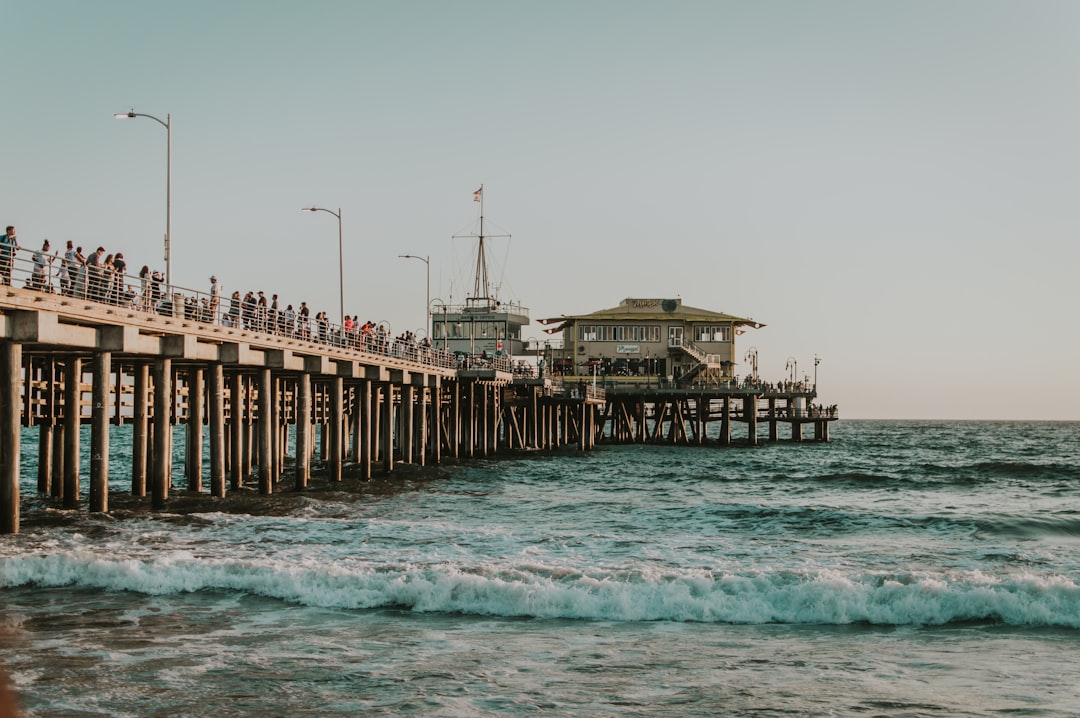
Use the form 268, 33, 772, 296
4, 552, 1079, 628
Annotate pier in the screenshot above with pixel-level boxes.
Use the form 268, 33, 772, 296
0, 256, 836, 535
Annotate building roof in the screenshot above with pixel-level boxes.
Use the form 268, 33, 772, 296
539, 297, 765, 329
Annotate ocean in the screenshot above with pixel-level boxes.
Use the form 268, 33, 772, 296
2, 420, 1079, 717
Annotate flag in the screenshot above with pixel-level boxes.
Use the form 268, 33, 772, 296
473, 186, 483, 202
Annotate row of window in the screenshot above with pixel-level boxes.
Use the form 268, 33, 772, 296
578, 324, 732, 343
579, 325, 662, 342
432, 320, 514, 340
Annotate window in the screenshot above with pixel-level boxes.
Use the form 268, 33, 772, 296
693, 325, 731, 342
580, 324, 660, 342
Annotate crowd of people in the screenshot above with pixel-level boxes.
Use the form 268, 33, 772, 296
2, 227, 451, 366
1, 228, 138, 305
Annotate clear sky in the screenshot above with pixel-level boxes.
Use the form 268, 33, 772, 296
4, 0, 1078, 420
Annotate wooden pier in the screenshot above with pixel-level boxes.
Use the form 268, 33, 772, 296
1, 286, 836, 535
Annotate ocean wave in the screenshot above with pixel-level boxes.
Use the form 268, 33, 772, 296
920, 461, 1080, 483
4, 553, 1079, 629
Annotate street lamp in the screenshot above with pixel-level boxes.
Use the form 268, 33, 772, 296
429, 298, 449, 351
114, 109, 171, 289
745, 346, 759, 383
399, 254, 430, 338
785, 357, 797, 385
301, 207, 344, 326
526, 336, 541, 377
813, 354, 821, 390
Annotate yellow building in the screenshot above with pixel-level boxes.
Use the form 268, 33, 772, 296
544, 297, 763, 386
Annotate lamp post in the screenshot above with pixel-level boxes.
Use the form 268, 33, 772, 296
114, 109, 171, 289
745, 346, 759, 383
526, 336, 540, 377
785, 357, 797, 386
301, 207, 344, 326
429, 298, 448, 351
813, 354, 820, 391
399, 254, 430, 338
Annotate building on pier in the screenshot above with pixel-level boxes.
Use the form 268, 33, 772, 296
540, 297, 763, 387
431, 186, 530, 361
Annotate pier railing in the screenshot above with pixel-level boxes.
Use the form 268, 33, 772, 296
2, 246, 459, 370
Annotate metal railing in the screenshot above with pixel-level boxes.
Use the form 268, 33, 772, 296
1, 246, 459, 370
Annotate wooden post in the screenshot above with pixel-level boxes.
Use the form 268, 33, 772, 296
329, 376, 343, 482
720, 396, 731, 446
89, 351, 111, 513
230, 372, 244, 490
360, 380, 372, 480
208, 363, 226, 497
350, 388, 360, 462
132, 363, 148, 496
37, 424, 53, 494
258, 368, 273, 494
243, 377, 254, 482
430, 383, 441, 465
187, 367, 204, 493
746, 395, 758, 446
295, 372, 311, 490
381, 383, 394, 474
768, 397, 778, 442
51, 422, 64, 498
271, 376, 282, 483
0, 341, 22, 533
451, 383, 461, 459
63, 357, 81, 509
401, 384, 414, 464
152, 358, 171, 510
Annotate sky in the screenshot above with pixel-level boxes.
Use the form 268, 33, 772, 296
3, 0, 1079, 420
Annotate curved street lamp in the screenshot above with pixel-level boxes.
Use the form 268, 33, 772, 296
429, 298, 449, 351
745, 346, 759, 382
785, 356, 798, 385
399, 254, 430, 338
301, 207, 344, 326
114, 109, 171, 289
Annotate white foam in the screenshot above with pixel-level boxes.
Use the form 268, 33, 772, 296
4, 551, 1079, 627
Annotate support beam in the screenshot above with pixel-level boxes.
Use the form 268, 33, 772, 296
208, 363, 226, 497
89, 351, 110, 513
132, 364, 149, 496
152, 357, 172, 510
0, 341, 22, 534
63, 357, 81, 509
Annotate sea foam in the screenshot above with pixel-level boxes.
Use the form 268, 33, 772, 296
4, 552, 1079, 628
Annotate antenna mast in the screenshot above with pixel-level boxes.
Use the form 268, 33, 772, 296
455, 184, 509, 311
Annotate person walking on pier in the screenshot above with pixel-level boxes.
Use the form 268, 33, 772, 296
72, 246, 87, 298
111, 252, 127, 305
60, 241, 76, 296
209, 276, 221, 323
30, 239, 52, 291
85, 246, 106, 302
0, 226, 17, 286
298, 301, 310, 340
139, 266, 151, 310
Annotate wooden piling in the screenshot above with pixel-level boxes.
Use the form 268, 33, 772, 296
187, 367, 204, 493
258, 368, 273, 494
208, 363, 226, 497
62, 357, 81, 509
132, 363, 148, 496
152, 358, 171, 510
89, 351, 110, 513
0, 341, 22, 534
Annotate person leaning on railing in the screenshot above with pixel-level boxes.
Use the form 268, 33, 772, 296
0, 226, 18, 286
